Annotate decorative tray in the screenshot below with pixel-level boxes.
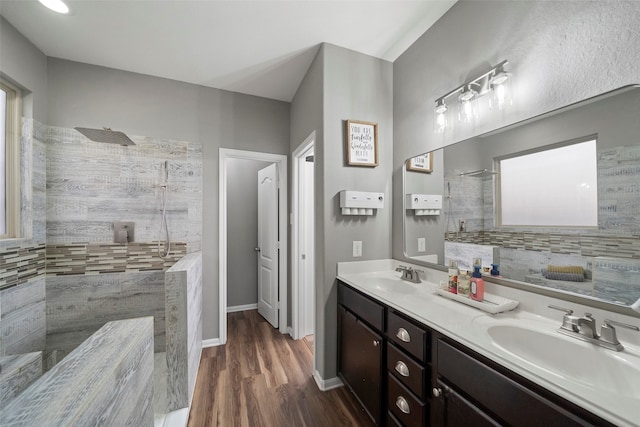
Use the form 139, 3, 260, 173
435, 288, 519, 314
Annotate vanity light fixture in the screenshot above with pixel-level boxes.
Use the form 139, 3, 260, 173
38, 0, 70, 14
434, 60, 512, 133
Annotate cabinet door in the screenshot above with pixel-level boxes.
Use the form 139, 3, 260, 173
339, 306, 383, 425
433, 380, 500, 427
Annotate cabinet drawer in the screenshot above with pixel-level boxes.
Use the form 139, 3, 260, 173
387, 374, 426, 427
438, 340, 600, 426
387, 411, 403, 427
387, 310, 430, 362
338, 282, 384, 331
387, 343, 427, 400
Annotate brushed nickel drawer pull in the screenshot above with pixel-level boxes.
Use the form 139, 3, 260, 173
373, 340, 380, 347
396, 327, 411, 342
394, 361, 410, 377
396, 396, 410, 414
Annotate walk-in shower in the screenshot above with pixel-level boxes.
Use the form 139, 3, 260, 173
158, 160, 171, 258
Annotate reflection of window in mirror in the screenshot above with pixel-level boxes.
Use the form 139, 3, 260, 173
498, 137, 598, 227
0, 79, 22, 239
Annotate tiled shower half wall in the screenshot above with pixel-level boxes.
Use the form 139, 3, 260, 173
44, 126, 202, 357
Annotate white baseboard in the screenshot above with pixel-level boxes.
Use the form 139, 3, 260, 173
227, 303, 258, 313
202, 338, 222, 348
312, 370, 343, 391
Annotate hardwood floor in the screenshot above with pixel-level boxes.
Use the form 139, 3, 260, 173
188, 310, 375, 427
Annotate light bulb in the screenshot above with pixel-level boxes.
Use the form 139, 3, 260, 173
490, 70, 512, 110
38, 0, 70, 14
434, 101, 448, 133
458, 98, 478, 124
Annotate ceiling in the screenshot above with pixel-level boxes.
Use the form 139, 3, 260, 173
0, 0, 456, 102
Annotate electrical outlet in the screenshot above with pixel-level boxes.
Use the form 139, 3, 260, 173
353, 241, 362, 257
418, 237, 426, 252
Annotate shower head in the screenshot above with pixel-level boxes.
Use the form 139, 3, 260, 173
74, 127, 135, 146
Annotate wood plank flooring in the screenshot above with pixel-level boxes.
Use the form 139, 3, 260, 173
188, 310, 374, 427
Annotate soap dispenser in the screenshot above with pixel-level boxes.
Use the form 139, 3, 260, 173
470, 265, 485, 302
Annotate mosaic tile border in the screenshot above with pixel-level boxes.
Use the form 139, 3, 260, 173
46, 242, 186, 276
0, 244, 46, 290
445, 231, 640, 260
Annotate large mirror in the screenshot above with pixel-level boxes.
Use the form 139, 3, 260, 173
403, 85, 640, 315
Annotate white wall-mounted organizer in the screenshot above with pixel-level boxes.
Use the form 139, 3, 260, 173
406, 194, 442, 215
339, 190, 384, 216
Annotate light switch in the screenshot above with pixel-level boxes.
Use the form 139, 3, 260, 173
418, 237, 426, 252
353, 241, 362, 257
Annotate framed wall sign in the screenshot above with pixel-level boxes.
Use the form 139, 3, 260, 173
345, 120, 378, 167
406, 152, 433, 173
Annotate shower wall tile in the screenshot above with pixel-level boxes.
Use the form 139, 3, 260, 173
165, 253, 202, 411
46, 271, 166, 356
0, 278, 46, 356
0, 351, 43, 408
0, 119, 47, 356
45, 126, 202, 251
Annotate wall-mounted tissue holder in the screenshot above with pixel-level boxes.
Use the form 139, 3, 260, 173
339, 190, 384, 216
406, 194, 442, 216
114, 221, 135, 243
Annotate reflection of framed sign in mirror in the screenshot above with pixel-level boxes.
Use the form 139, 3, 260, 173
346, 120, 378, 167
406, 152, 433, 173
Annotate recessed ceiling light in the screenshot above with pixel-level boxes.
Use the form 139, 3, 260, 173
38, 0, 70, 14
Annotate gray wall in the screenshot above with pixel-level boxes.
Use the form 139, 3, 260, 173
0, 17, 47, 121
289, 46, 324, 338
289, 43, 393, 380
393, 1, 640, 263
46, 58, 291, 341
226, 158, 271, 307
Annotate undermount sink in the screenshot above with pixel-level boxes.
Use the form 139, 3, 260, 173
487, 324, 640, 396
362, 272, 417, 295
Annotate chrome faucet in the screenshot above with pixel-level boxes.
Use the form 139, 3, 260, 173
395, 265, 422, 283
548, 305, 580, 332
600, 319, 640, 351
549, 305, 640, 351
577, 313, 598, 338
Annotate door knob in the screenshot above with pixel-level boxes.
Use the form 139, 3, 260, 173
254, 247, 261, 252
432, 387, 443, 398
372, 340, 380, 347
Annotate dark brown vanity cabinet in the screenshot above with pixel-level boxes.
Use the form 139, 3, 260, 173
337, 280, 615, 427
432, 338, 616, 427
338, 281, 431, 427
338, 283, 385, 425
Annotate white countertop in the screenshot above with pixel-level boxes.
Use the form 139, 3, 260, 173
337, 259, 640, 427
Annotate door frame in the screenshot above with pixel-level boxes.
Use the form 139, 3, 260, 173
291, 132, 315, 340
219, 148, 288, 344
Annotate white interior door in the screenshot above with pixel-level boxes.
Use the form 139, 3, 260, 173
300, 151, 315, 337
257, 163, 279, 328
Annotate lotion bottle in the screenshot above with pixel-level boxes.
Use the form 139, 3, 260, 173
457, 270, 471, 297
470, 265, 485, 301
448, 261, 459, 294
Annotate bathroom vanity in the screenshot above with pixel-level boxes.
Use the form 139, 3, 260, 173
336, 260, 640, 427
